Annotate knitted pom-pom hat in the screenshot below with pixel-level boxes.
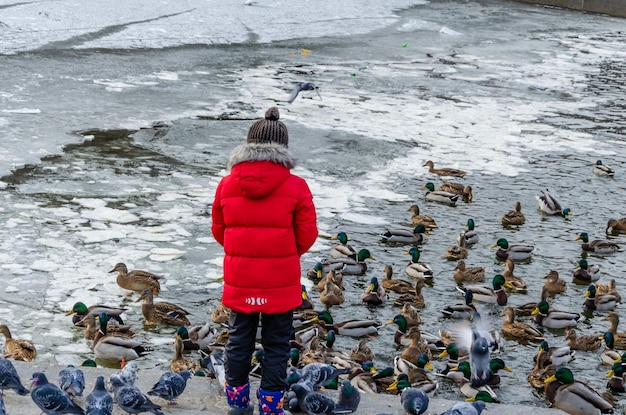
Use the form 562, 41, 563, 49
246, 107, 289, 147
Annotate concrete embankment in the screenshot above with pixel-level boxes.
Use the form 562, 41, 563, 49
4, 360, 569, 415
514, 0, 626, 18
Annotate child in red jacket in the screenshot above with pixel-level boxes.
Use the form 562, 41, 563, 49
212, 107, 318, 415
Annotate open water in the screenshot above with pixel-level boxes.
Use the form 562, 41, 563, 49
1, 0, 626, 409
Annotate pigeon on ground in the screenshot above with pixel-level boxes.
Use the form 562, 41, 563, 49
147, 370, 192, 404
30, 372, 85, 415
290, 383, 337, 415
0, 394, 6, 415
287, 82, 322, 103
109, 377, 163, 415
335, 379, 360, 413
59, 365, 86, 398
439, 400, 486, 415
400, 387, 429, 415
299, 363, 351, 390
0, 357, 29, 395
85, 376, 113, 415
106, 361, 139, 392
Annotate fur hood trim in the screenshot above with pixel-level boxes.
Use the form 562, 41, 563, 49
227, 143, 297, 171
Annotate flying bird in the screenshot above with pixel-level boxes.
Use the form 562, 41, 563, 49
86, 376, 113, 415
287, 82, 322, 103
147, 370, 192, 404
0, 357, 29, 395
30, 372, 85, 415
58, 365, 86, 398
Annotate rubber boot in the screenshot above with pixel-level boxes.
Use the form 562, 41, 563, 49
258, 388, 285, 415
225, 382, 254, 415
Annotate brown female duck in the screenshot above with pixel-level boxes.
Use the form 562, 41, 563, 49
136, 288, 190, 326
502, 201, 525, 226
0, 325, 36, 362
110, 262, 161, 294
171, 334, 199, 373
423, 160, 466, 178
407, 204, 438, 229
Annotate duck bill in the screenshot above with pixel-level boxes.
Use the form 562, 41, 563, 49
65, 310, 75, 316
583, 291, 590, 298
490, 243, 498, 248
531, 308, 540, 315
544, 375, 557, 384
386, 379, 399, 391
607, 370, 615, 378
504, 366, 513, 373
503, 282, 514, 289
438, 350, 449, 358
466, 396, 477, 402
425, 362, 433, 370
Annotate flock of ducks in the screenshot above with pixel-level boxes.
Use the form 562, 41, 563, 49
0, 158, 625, 415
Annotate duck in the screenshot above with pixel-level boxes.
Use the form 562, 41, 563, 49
593, 159, 615, 177
445, 234, 468, 261
532, 301, 580, 329
544, 367, 614, 415
423, 160, 466, 178
401, 327, 432, 361
404, 247, 434, 281
565, 328, 602, 351
0, 325, 36, 362
596, 279, 622, 302
329, 231, 357, 259
583, 284, 616, 312
320, 276, 345, 308
604, 312, 626, 348
501, 201, 525, 226
528, 347, 556, 389
438, 182, 473, 202
78, 314, 135, 341
492, 238, 534, 262
387, 360, 438, 398
211, 303, 230, 325
599, 332, 621, 365
543, 270, 567, 294
485, 358, 513, 386
387, 315, 414, 347
535, 340, 575, 367
606, 218, 626, 233
314, 310, 380, 338
442, 290, 477, 320
407, 204, 438, 229
438, 343, 469, 379
381, 265, 414, 294
422, 182, 459, 206
453, 261, 485, 284
171, 334, 200, 374
65, 302, 128, 326
500, 259, 527, 292
449, 362, 499, 399
393, 280, 426, 308
460, 218, 479, 245
299, 284, 315, 310
606, 362, 625, 393
576, 232, 620, 254
381, 224, 428, 245
535, 189, 571, 217
572, 259, 601, 284
456, 275, 512, 306
515, 285, 549, 317
500, 307, 544, 342
321, 249, 375, 276
136, 288, 191, 326
93, 313, 150, 364
361, 277, 386, 306
109, 262, 162, 294
349, 339, 375, 365
316, 269, 344, 292
399, 304, 423, 328
176, 323, 215, 352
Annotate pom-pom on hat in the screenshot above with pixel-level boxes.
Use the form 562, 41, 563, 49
247, 107, 289, 147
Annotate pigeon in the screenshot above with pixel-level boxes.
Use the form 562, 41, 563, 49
334, 379, 360, 413
299, 363, 351, 390
0, 393, 5, 415
109, 376, 163, 415
439, 400, 486, 415
290, 383, 337, 415
147, 370, 191, 404
106, 361, 139, 392
59, 365, 86, 398
85, 376, 113, 415
469, 330, 492, 388
400, 387, 429, 415
287, 82, 322, 103
30, 372, 85, 415
0, 357, 29, 395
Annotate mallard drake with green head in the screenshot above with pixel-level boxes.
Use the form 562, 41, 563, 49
438, 343, 469, 379
438, 182, 473, 202
361, 277, 386, 306
573, 259, 601, 284
442, 290, 477, 320
604, 312, 626, 349
501, 201, 525, 226
534, 340, 575, 367
492, 238, 534, 262
0, 325, 36, 362
314, 310, 380, 338
329, 231, 357, 259
388, 358, 438, 398
583, 284, 616, 312
500, 307, 544, 342
321, 249, 375, 276
576, 232, 620, 254
460, 219, 479, 245
109, 262, 161, 294
515, 285, 549, 317
176, 323, 215, 352
532, 301, 580, 329
456, 275, 512, 306
136, 288, 191, 326
66, 302, 128, 326
78, 314, 135, 341
422, 182, 459, 206
599, 332, 621, 365
536, 189, 571, 217
404, 248, 433, 281
606, 362, 625, 393
606, 218, 626, 234
381, 224, 428, 245
450, 362, 499, 400
93, 313, 150, 364
387, 315, 412, 346
423, 160, 466, 178
381, 265, 414, 294
593, 159, 615, 177
407, 204, 438, 229
544, 367, 614, 415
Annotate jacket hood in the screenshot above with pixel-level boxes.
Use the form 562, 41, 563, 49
227, 143, 297, 199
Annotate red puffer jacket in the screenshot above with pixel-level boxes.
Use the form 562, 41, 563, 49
211, 143, 318, 313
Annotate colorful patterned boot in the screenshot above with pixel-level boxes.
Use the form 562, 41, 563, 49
225, 382, 253, 415
257, 388, 285, 415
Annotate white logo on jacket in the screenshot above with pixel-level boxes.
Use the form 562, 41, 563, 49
245, 297, 268, 306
